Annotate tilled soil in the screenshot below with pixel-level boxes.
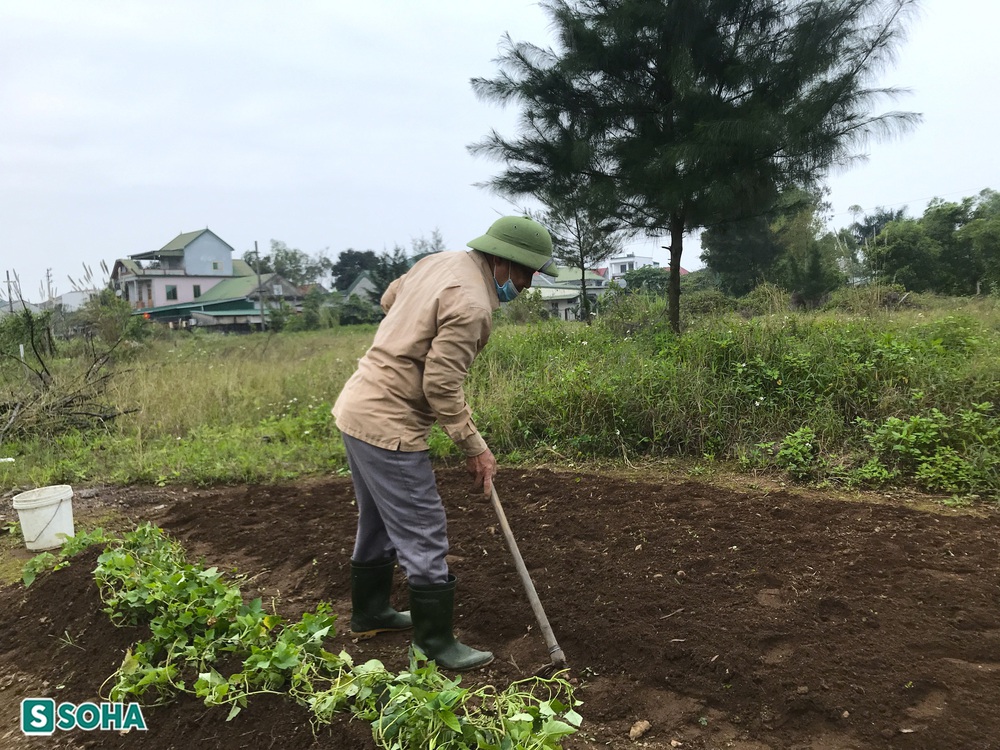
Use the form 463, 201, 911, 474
1, 468, 999, 749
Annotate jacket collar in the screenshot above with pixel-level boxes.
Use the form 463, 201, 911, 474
469, 250, 501, 312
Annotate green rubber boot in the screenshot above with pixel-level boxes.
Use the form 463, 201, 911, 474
409, 575, 494, 671
350, 558, 412, 637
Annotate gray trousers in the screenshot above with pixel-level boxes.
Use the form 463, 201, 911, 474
342, 433, 449, 586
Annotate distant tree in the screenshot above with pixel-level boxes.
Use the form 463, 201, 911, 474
700, 216, 783, 296
958, 190, 1000, 293
410, 229, 448, 261
76, 288, 149, 344
271, 241, 327, 287
620, 265, 672, 296
471, 0, 920, 332
367, 245, 411, 306
919, 198, 979, 295
329, 249, 381, 292
0, 309, 56, 360
679, 268, 721, 294
848, 206, 908, 247
702, 188, 840, 298
532, 192, 624, 322
771, 190, 845, 305
285, 286, 328, 332
266, 301, 293, 333
866, 219, 941, 291
780, 236, 845, 307
241, 241, 327, 287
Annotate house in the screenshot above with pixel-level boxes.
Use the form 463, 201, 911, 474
527, 266, 610, 321
341, 270, 378, 304
39, 290, 100, 312
109, 229, 306, 331
0, 297, 43, 317
606, 251, 689, 285
137, 272, 305, 330
533, 287, 587, 321
299, 282, 330, 297
111, 229, 254, 310
607, 252, 659, 280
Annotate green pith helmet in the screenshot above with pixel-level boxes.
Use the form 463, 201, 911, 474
467, 216, 557, 275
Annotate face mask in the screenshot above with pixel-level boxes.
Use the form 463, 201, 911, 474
493, 261, 520, 302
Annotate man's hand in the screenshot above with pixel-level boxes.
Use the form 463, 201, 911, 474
466, 447, 497, 497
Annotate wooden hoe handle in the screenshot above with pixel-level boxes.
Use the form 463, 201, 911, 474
490, 484, 568, 669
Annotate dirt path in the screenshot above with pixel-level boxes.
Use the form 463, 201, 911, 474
2, 468, 999, 749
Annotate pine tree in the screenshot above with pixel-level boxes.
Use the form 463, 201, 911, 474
471, 0, 920, 331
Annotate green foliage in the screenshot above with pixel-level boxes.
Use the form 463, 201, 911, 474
700, 215, 782, 296
679, 269, 721, 294
681, 290, 736, 322
592, 290, 668, 336
737, 283, 789, 317
92, 525, 581, 748
867, 219, 942, 292
859, 401, 1000, 493
291, 286, 330, 331
265, 301, 294, 332
21, 552, 57, 588
467, 308, 1000, 496
339, 294, 383, 325
774, 427, 820, 480
21, 527, 112, 587
75, 288, 151, 345
8, 303, 1000, 498
823, 284, 909, 314
620, 266, 671, 296
0, 308, 56, 362
497, 289, 549, 325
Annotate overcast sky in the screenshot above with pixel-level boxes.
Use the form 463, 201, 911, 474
1, 0, 997, 301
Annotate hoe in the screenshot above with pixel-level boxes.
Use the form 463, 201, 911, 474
490, 484, 568, 677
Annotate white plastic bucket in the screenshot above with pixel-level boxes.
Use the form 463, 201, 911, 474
12, 485, 75, 551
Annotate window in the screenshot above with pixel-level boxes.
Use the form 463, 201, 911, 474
272, 284, 283, 297
193, 285, 201, 298
212, 261, 221, 271
166, 285, 178, 301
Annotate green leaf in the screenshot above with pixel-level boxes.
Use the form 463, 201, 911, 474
22, 566, 38, 588
540, 718, 578, 739
439, 709, 462, 733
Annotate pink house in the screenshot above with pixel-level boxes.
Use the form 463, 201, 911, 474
111, 229, 254, 310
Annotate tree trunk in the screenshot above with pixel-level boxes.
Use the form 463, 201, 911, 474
667, 213, 684, 334
580, 267, 591, 324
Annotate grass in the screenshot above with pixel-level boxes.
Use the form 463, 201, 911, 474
3, 293, 1000, 498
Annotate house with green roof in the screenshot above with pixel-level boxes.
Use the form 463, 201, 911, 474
110, 229, 304, 329
110, 229, 255, 311
528, 265, 612, 321
134, 273, 304, 330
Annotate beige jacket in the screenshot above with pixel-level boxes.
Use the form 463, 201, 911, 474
333, 250, 499, 457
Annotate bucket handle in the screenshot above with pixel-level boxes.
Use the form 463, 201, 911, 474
22, 501, 69, 546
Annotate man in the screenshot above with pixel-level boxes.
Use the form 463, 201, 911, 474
332, 215, 556, 670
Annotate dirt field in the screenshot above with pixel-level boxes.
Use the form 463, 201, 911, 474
2, 468, 999, 750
